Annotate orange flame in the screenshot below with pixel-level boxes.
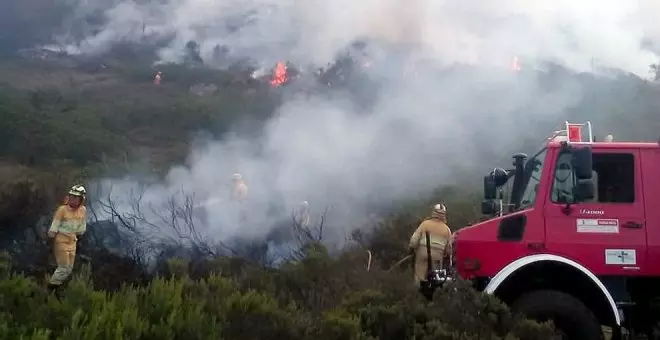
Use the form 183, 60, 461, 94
270, 62, 288, 87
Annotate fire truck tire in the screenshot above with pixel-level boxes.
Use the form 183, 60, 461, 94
511, 289, 604, 340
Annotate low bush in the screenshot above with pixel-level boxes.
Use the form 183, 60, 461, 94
0, 249, 558, 340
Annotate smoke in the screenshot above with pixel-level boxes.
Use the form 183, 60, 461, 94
53, 0, 659, 249
92, 67, 583, 249
53, 0, 660, 75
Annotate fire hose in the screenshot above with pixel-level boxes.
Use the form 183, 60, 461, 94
366, 250, 372, 271
387, 254, 412, 272
365, 251, 412, 272
371, 232, 442, 273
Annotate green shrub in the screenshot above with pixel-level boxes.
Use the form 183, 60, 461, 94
0, 250, 558, 340
312, 310, 373, 340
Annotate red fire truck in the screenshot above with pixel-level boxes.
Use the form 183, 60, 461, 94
437, 121, 659, 339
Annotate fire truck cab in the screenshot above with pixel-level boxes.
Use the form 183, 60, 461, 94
451, 122, 660, 339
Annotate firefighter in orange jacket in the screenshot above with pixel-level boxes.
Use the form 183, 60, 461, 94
47, 185, 87, 289
409, 203, 452, 283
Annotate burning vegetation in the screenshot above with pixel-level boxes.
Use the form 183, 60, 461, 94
1, 24, 660, 340
270, 61, 289, 87
0, 57, 565, 338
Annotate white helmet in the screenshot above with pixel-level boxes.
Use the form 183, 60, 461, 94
68, 185, 86, 197
232, 173, 242, 180
433, 203, 446, 214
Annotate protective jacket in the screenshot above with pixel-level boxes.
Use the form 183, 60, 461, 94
231, 180, 248, 201
409, 214, 452, 283
48, 204, 87, 285
294, 201, 310, 228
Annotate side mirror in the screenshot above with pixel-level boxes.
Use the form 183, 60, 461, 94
481, 200, 497, 215
571, 147, 593, 180
491, 168, 510, 187
484, 176, 496, 200
573, 180, 595, 202
484, 168, 509, 199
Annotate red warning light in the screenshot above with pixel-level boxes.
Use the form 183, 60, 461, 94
567, 124, 582, 142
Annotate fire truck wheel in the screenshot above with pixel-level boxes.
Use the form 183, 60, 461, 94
511, 289, 604, 340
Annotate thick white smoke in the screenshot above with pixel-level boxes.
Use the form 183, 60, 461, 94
65, 0, 659, 249
56, 0, 659, 75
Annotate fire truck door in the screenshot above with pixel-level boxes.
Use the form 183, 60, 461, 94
641, 149, 660, 276
544, 148, 647, 276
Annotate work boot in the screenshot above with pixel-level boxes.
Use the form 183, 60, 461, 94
47, 283, 63, 300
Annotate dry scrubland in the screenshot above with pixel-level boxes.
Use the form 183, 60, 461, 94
1, 56, 660, 339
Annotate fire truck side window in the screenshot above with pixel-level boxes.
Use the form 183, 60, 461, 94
551, 152, 635, 204
592, 153, 635, 203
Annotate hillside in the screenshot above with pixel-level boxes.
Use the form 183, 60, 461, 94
1, 0, 660, 338
0, 55, 565, 340
0, 51, 657, 338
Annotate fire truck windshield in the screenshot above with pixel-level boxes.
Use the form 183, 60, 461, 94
518, 147, 547, 210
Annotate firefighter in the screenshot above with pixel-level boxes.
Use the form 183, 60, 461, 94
230, 173, 248, 202
409, 203, 452, 284
47, 185, 87, 289
230, 173, 248, 223
294, 201, 310, 228
153, 71, 162, 85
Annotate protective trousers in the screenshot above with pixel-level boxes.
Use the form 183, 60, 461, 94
414, 248, 443, 283
232, 201, 247, 225
49, 233, 77, 285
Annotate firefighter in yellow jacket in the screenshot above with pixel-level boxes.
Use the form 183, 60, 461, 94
230, 173, 248, 223
294, 201, 310, 228
47, 185, 87, 289
230, 173, 248, 202
409, 203, 452, 283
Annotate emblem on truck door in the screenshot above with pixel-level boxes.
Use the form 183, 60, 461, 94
579, 209, 604, 215
605, 249, 636, 265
